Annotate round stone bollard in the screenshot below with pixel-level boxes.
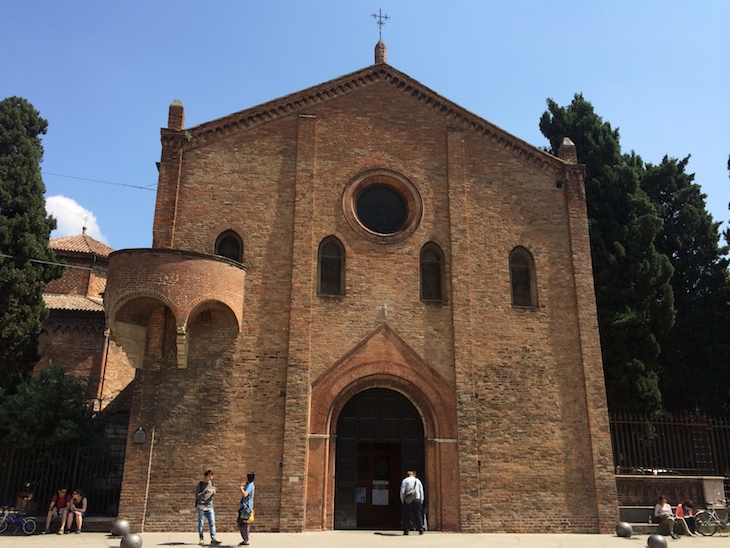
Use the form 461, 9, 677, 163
110, 518, 130, 537
615, 521, 633, 538
647, 533, 668, 548
120, 533, 143, 548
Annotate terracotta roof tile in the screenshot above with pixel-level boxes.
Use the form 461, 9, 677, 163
50, 232, 114, 257
43, 293, 104, 312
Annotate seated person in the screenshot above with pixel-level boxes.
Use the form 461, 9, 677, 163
43, 486, 69, 533
654, 494, 679, 539
58, 488, 88, 534
676, 500, 696, 535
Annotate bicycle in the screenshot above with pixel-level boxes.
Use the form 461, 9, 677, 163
694, 499, 730, 536
0, 506, 37, 535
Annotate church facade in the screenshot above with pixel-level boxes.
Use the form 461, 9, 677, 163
105, 43, 618, 533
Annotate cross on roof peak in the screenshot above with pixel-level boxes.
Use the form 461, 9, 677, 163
371, 9, 389, 40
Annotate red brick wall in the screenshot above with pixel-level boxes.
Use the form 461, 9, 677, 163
112, 72, 617, 533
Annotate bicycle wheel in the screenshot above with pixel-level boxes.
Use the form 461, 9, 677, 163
22, 517, 36, 535
695, 510, 718, 536
0, 517, 7, 534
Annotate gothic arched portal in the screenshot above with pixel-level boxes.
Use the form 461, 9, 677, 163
334, 388, 424, 530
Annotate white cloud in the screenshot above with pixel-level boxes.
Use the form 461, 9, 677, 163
45, 195, 109, 244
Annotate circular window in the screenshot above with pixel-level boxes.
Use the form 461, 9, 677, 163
343, 168, 423, 244
356, 184, 408, 234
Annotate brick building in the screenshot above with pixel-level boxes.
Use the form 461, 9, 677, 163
36, 229, 134, 410
104, 42, 618, 533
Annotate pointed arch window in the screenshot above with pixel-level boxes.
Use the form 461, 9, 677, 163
215, 230, 243, 262
318, 236, 345, 296
420, 242, 444, 302
509, 247, 537, 308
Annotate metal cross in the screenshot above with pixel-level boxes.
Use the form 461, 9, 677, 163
371, 9, 389, 39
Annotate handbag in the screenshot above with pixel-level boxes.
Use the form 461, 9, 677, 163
237, 501, 252, 524
404, 485, 417, 504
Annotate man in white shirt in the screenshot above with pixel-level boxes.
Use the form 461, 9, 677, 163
399, 470, 425, 535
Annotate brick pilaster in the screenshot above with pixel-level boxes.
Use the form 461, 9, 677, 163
563, 161, 619, 532
280, 113, 317, 531
446, 128, 480, 532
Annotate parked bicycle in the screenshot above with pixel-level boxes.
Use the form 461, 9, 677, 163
0, 506, 37, 535
695, 499, 730, 536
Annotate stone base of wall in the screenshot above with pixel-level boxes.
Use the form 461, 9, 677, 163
616, 474, 726, 507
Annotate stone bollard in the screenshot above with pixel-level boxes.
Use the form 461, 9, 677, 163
110, 519, 130, 537
615, 521, 633, 538
120, 533, 143, 548
647, 533, 668, 548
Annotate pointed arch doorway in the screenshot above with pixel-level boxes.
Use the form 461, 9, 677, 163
334, 388, 424, 530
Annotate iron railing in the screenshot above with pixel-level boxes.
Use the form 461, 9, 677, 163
610, 412, 730, 477
0, 443, 125, 517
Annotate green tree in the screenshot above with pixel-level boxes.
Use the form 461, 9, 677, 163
641, 156, 730, 416
0, 97, 63, 386
540, 94, 674, 414
0, 364, 105, 447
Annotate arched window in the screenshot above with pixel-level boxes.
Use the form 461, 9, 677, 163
509, 247, 537, 308
420, 242, 444, 302
318, 236, 345, 296
215, 230, 243, 262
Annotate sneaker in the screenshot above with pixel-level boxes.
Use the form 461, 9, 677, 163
57, 530, 64, 535
199, 540, 205, 546
75, 530, 81, 534
42, 529, 49, 534
211, 539, 222, 545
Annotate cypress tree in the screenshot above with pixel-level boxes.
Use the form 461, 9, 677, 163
540, 94, 674, 414
0, 96, 63, 387
642, 156, 730, 416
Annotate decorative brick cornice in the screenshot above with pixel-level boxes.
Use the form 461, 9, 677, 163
179, 64, 567, 177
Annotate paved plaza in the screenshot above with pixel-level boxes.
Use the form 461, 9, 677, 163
0, 530, 727, 548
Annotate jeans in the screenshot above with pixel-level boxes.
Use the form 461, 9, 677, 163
197, 506, 216, 539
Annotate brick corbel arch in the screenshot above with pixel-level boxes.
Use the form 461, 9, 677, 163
310, 324, 455, 437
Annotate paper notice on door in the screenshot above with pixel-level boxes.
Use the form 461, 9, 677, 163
372, 487, 389, 506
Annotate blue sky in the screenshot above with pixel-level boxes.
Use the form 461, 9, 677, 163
2, 1, 728, 250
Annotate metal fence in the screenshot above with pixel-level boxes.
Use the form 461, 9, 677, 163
610, 412, 730, 477
0, 443, 125, 517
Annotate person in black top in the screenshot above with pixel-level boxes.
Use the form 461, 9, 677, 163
195, 469, 221, 545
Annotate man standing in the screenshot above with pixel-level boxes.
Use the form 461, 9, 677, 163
399, 470, 424, 535
196, 470, 221, 545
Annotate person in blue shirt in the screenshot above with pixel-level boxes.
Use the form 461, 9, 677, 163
399, 470, 424, 535
237, 471, 255, 546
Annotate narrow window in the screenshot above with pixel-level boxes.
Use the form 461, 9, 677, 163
318, 236, 345, 296
510, 247, 536, 308
420, 243, 444, 302
215, 230, 243, 262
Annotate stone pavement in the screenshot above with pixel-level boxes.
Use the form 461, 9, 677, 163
0, 530, 725, 548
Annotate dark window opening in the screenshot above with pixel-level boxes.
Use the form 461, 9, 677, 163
319, 237, 345, 296
420, 244, 444, 302
356, 184, 408, 235
510, 248, 536, 308
215, 231, 243, 262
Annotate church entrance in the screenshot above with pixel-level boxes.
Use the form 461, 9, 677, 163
333, 388, 424, 530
